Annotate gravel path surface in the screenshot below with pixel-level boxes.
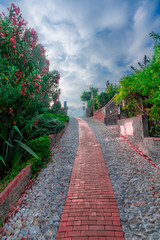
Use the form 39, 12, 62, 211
84, 117, 160, 240
0, 118, 79, 240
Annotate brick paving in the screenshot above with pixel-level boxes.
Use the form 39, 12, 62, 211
56, 117, 124, 240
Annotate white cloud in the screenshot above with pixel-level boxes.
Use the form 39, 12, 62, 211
2, 0, 160, 116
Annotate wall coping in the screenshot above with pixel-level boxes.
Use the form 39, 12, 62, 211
144, 137, 160, 141
0, 164, 32, 205
117, 114, 143, 122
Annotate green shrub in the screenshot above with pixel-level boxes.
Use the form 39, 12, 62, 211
41, 113, 69, 123
34, 117, 65, 137
27, 135, 52, 177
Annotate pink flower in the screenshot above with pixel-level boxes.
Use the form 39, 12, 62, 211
10, 38, 15, 43
13, 121, 16, 125
40, 99, 42, 102
1, 40, 5, 44
13, 45, 16, 48
34, 120, 39, 126
11, 3, 16, 8
1, 33, 5, 37
35, 83, 39, 87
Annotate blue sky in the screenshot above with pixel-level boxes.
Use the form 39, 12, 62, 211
1, 0, 160, 116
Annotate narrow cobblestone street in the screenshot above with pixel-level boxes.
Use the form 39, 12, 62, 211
1, 117, 160, 240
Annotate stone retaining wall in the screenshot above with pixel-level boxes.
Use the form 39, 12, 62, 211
117, 115, 160, 162
49, 123, 68, 148
94, 108, 105, 123
0, 164, 32, 221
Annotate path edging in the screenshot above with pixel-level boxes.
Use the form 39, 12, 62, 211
0, 163, 32, 221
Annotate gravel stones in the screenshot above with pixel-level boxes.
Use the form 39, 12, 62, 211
1, 118, 79, 240
84, 117, 160, 240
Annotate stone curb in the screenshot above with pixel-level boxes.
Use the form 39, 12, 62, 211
0, 163, 32, 221
49, 123, 68, 149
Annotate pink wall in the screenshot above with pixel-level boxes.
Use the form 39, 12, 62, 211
94, 108, 105, 123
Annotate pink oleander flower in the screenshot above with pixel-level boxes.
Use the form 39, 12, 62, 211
12, 3, 16, 8
40, 99, 42, 102
1, 40, 5, 44
34, 120, 39, 126
13, 121, 16, 125
13, 45, 16, 48
1, 33, 5, 37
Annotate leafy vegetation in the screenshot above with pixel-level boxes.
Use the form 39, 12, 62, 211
81, 83, 118, 111
0, 123, 39, 178
0, 4, 69, 184
27, 135, 52, 177
115, 33, 160, 123
34, 116, 65, 137
80, 87, 98, 102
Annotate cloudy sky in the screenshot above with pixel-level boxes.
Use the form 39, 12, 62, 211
1, 0, 160, 116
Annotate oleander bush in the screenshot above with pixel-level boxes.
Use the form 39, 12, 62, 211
0, 4, 61, 177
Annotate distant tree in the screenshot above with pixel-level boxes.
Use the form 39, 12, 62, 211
95, 92, 109, 109
80, 87, 98, 102
89, 87, 98, 98
80, 91, 91, 102
106, 81, 118, 100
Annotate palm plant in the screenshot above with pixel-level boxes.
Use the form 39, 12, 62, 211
0, 123, 40, 177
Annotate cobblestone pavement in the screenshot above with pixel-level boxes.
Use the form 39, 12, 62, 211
84, 117, 160, 240
1, 117, 160, 240
57, 117, 124, 239
0, 118, 79, 240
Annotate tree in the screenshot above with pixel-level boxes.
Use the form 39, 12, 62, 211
115, 32, 160, 122
95, 92, 109, 109
89, 87, 98, 98
0, 4, 60, 131
80, 87, 98, 102
80, 91, 91, 102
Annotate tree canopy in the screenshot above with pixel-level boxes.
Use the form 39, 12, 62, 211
115, 32, 160, 122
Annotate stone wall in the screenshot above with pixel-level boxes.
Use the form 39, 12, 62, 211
0, 164, 32, 221
94, 107, 105, 123
49, 123, 68, 149
117, 115, 160, 162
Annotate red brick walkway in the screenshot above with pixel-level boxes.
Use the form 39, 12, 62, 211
56, 118, 124, 240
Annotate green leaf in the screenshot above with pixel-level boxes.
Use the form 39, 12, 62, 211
14, 140, 40, 160
13, 125, 23, 138
0, 155, 6, 166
